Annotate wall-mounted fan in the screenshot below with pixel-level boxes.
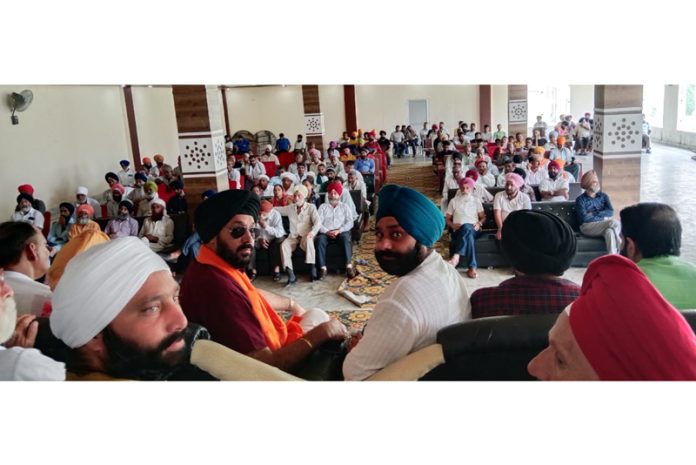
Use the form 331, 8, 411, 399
8, 89, 34, 125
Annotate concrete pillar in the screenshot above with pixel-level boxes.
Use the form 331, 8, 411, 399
592, 85, 643, 213
507, 85, 528, 137
172, 85, 228, 219
301, 85, 325, 152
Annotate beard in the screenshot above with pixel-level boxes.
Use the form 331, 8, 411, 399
151, 211, 164, 221
101, 324, 194, 380
217, 239, 253, 269
375, 243, 427, 277
549, 172, 558, 180
0, 296, 18, 344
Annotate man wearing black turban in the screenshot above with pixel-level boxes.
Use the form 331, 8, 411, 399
470, 209, 580, 319
179, 189, 349, 375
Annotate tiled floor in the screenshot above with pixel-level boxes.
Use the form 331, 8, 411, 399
256, 142, 696, 312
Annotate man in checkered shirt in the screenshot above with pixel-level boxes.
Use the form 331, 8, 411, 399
470, 209, 580, 319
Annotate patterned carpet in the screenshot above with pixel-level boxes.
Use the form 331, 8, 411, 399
337, 160, 451, 320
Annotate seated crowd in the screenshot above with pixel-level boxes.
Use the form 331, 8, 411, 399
2, 119, 695, 382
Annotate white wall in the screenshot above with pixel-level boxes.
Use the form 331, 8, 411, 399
225, 86, 305, 144
570, 85, 594, 119
490, 85, 508, 134
319, 85, 345, 144
354, 86, 479, 136
131, 86, 179, 160
1, 85, 131, 216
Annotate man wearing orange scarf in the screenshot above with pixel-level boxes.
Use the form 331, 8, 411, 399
179, 190, 349, 374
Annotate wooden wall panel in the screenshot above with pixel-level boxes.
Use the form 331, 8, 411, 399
172, 85, 211, 133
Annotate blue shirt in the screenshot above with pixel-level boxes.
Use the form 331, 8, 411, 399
234, 139, 250, 153
575, 191, 614, 225
276, 137, 291, 152
353, 157, 375, 174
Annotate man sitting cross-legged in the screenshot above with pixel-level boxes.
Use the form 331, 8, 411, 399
179, 190, 349, 375
314, 181, 357, 280
470, 209, 580, 319
446, 177, 485, 279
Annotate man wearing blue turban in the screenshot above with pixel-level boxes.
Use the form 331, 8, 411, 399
343, 184, 471, 380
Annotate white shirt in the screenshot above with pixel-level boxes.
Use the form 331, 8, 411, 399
390, 131, 405, 143
257, 209, 286, 242
3, 271, 52, 317
317, 202, 353, 234
446, 194, 483, 225
11, 207, 44, 229
275, 202, 321, 238
343, 251, 471, 380
294, 140, 306, 151
540, 176, 570, 201
0, 346, 66, 381
118, 168, 136, 187
136, 194, 159, 217
478, 172, 496, 188
245, 162, 266, 182
526, 167, 548, 185
472, 183, 493, 203
260, 153, 280, 166
139, 215, 174, 252
493, 190, 532, 222
549, 146, 573, 164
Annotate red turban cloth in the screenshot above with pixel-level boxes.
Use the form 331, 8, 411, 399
547, 160, 561, 170
474, 158, 487, 168
569, 255, 696, 380
111, 183, 126, 195
465, 169, 479, 181
18, 184, 34, 195
327, 181, 343, 196
259, 199, 273, 213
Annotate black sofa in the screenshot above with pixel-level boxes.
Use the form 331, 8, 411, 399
445, 188, 607, 267
420, 310, 696, 381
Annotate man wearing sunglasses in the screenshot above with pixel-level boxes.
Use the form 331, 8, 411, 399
179, 190, 349, 375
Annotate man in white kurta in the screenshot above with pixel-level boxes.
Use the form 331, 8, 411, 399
139, 199, 174, 253
275, 185, 321, 284
343, 184, 470, 381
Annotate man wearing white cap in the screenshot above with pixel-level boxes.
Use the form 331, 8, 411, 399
49, 237, 216, 380
276, 185, 321, 285
0, 267, 65, 380
256, 174, 274, 197
259, 145, 280, 167
138, 199, 174, 253
73, 186, 102, 219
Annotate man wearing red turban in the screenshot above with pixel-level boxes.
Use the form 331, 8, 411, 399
528, 255, 696, 380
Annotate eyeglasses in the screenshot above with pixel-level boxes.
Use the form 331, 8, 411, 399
229, 226, 257, 239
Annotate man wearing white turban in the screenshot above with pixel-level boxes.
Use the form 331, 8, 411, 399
276, 185, 322, 285
50, 237, 215, 380
138, 198, 174, 253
